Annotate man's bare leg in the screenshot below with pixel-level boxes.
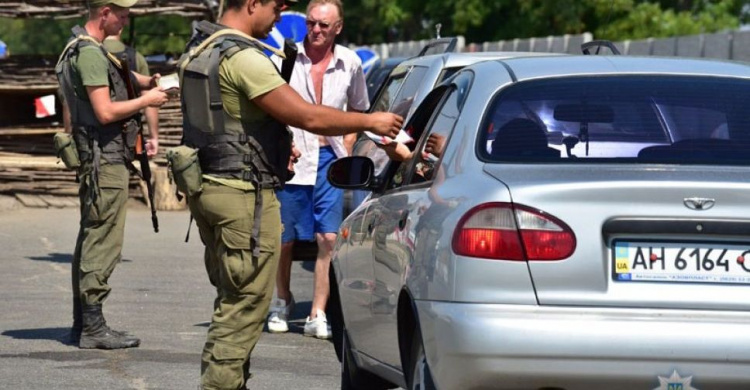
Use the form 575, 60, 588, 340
310, 232, 337, 318
275, 241, 294, 303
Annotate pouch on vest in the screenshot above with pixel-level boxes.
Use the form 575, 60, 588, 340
53, 132, 81, 169
166, 145, 203, 197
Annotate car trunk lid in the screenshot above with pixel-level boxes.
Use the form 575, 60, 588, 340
483, 163, 750, 311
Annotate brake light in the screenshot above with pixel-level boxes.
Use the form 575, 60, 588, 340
452, 202, 576, 261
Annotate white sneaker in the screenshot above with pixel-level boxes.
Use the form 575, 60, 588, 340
303, 309, 332, 339
267, 295, 294, 334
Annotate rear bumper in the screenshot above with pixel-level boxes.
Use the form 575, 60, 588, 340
416, 301, 750, 390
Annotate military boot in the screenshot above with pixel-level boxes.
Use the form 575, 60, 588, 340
70, 299, 130, 343
79, 304, 140, 349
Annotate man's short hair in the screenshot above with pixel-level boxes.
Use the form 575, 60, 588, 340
87, 0, 138, 8
87, 1, 132, 17
307, 0, 343, 20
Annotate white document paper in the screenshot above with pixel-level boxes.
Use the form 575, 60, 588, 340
158, 73, 180, 91
364, 129, 414, 146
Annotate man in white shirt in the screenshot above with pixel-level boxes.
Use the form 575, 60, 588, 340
269, 0, 369, 339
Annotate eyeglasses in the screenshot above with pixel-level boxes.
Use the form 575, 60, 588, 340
305, 19, 338, 30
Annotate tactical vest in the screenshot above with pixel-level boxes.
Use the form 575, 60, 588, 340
178, 21, 292, 190
55, 26, 139, 165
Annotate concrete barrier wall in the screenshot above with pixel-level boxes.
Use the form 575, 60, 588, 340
361, 30, 749, 63
734, 31, 750, 62
703, 33, 732, 59
623, 31, 749, 62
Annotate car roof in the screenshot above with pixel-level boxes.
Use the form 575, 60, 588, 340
491, 55, 750, 80
380, 56, 407, 66
391, 51, 563, 74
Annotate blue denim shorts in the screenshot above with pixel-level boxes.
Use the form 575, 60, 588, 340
278, 146, 343, 243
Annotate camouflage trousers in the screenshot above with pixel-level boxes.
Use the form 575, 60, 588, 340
189, 182, 281, 390
72, 163, 129, 307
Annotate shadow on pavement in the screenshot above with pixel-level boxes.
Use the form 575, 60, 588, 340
2, 327, 77, 346
26, 253, 72, 264
26, 253, 132, 264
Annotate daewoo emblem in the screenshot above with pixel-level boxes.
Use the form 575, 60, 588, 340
683, 197, 715, 211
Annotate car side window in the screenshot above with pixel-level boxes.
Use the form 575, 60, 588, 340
407, 91, 460, 184
371, 73, 405, 114
387, 72, 473, 189
387, 66, 429, 118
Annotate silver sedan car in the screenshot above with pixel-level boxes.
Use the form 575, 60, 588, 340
327, 54, 750, 390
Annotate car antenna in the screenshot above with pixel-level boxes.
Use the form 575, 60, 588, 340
581, 0, 621, 55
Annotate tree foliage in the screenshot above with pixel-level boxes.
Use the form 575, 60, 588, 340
0, 0, 743, 55
0, 14, 192, 56
337, 0, 743, 43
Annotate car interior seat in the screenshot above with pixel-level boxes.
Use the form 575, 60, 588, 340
490, 118, 560, 159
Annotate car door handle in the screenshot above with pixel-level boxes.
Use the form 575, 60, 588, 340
398, 210, 409, 230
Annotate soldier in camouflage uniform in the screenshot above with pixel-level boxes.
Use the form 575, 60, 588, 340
177, 1, 402, 388
56, 0, 168, 349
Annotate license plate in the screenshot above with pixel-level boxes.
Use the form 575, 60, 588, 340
613, 241, 750, 284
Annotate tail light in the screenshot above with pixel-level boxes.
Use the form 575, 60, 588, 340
452, 202, 576, 261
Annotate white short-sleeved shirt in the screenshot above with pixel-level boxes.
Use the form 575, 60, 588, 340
273, 43, 370, 185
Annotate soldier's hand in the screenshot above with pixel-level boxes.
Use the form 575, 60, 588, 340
287, 142, 301, 173
369, 112, 403, 139
145, 138, 159, 157
144, 88, 169, 108
149, 73, 161, 89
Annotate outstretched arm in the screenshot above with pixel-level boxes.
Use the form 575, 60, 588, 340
253, 84, 403, 138
87, 85, 168, 125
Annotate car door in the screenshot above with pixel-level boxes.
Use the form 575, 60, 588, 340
359, 73, 474, 369
347, 65, 432, 215
342, 64, 433, 346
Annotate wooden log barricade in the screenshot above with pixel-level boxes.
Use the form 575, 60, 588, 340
0, 56, 187, 210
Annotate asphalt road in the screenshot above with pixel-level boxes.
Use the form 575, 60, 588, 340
0, 201, 341, 390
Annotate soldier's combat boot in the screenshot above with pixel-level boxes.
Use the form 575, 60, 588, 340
79, 304, 140, 349
71, 299, 129, 343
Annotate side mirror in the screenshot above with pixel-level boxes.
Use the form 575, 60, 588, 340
327, 156, 375, 189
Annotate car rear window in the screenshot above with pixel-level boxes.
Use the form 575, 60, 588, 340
480, 76, 750, 165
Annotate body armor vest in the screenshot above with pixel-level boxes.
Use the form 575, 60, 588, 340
55, 26, 139, 165
179, 21, 292, 190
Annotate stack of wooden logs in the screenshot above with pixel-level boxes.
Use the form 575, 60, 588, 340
0, 55, 58, 90
0, 57, 185, 209
0, 1, 212, 19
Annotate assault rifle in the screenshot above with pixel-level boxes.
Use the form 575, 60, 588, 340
117, 53, 159, 233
